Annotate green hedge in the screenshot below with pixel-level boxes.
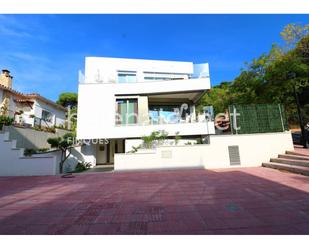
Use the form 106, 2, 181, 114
228, 104, 288, 134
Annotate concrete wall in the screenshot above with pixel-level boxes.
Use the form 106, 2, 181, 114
4, 126, 69, 149
125, 138, 206, 152
114, 132, 294, 171
43, 144, 96, 173
0, 132, 57, 176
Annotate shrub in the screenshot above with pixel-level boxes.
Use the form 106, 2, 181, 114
0, 115, 14, 130
37, 148, 49, 153
175, 131, 181, 145
141, 130, 169, 149
24, 148, 37, 157
74, 161, 91, 172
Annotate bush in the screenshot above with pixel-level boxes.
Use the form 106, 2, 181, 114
24, 148, 37, 157
0, 115, 14, 130
74, 161, 91, 172
37, 148, 49, 153
141, 130, 169, 149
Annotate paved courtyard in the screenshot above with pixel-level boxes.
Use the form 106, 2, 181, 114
0, 167, 308, 235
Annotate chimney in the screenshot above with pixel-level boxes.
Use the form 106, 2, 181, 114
0, 69, 13, 88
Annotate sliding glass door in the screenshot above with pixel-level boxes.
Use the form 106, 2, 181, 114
116, 99, 138, 125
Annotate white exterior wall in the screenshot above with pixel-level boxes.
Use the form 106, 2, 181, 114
85, 57, 195, 83
114, 132, 294, 171
0, 129, 96, 176
77, 78, 212, 139
42, 144, 96, 173
33, 100, 66, 127
0, 132, 57, 176
125, 138, 205, 152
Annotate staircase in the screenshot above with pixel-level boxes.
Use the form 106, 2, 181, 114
0, 130, 56, 176
262, 149, 309, 176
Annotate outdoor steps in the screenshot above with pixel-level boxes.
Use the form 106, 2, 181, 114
278, 153, 309, 161
262, 149, 309, 176
262, 162, 309, 176
0, 131, 25, 157
270, 157, 309, 167
286, 150, 309, 157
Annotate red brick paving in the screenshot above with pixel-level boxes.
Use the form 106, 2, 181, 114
0, 167, 309, 234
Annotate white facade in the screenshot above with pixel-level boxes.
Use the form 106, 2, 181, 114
77, 57, 214, 164
114, 132, 294, 171
77, 57, 213, 138
0, 69, 66, 128
14, 99, 66, 127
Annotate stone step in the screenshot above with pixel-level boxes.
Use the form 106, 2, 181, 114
0, 132, 10, 141
270, 158, 309, 167
262, 162, 309, 176
286, 150, 309, 157
278, 153, 309, 161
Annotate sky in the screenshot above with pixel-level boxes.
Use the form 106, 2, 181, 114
0, 14, 308, 101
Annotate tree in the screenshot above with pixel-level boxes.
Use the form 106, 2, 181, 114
47, 132, 76, 174
56, 92, 78, 131
56, 92, 78, 108
197, 23, 309, 127
197, 82, 232, 114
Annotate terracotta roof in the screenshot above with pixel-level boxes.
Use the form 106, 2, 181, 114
25, 93, 67, 111
14, 99, 34, 104
0, 84, 67, 112
0, 84, 25, 98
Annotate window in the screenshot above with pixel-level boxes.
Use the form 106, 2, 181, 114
116, 99, 138, 125
117, 71, 137, 83
41, 110, 53, 123
143, 71, 188, 81
148, 105, 190, 124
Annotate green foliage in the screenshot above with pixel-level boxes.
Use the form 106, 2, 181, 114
0, 115, 14, 130
74, 161, 91, 173
47, 132, 75, 150
197, 82, 233, 114
197, 23, 309, 127
175, 131, 181, 145
141, 130, 169, 149
47, 132, 76, 174
24, 148, 37, 157
37, 148, 49, 153
129, 145, 141, 153
23, 147, 49, 157
56, 92, 78, 108
195, 138, 203, 144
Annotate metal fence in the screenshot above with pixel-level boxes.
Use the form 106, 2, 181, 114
228, 104, 289, 134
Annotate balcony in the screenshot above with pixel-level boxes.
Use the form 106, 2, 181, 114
113, 107, 215, 139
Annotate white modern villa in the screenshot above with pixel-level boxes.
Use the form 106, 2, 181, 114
77, 57, 216, 165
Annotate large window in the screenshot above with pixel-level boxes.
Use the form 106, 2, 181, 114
148, 105, 190, 124
117, 71, 137, 83
116, 99, 138, 125
41, 110, 53, 123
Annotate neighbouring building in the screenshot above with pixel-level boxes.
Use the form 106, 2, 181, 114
0, 69, 66, 128
77, 57, 215, 165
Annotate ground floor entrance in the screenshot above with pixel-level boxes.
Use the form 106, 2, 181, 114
96, 139, 125, 165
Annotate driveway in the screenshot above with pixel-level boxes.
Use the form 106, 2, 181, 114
0, 167, 308, 234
